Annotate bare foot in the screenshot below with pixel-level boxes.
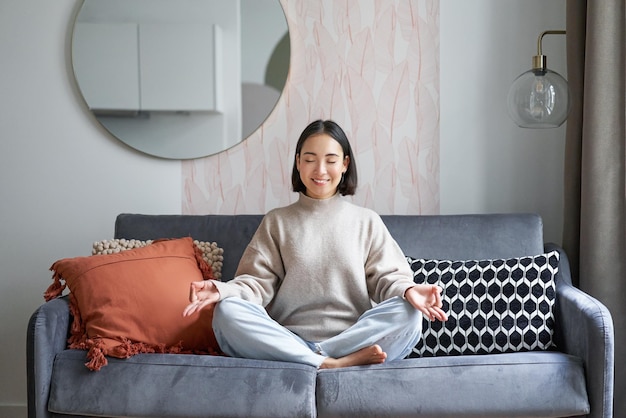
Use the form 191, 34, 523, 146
319, 345, 387, 369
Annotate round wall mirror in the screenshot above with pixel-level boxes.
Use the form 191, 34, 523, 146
71, 0, 290, 159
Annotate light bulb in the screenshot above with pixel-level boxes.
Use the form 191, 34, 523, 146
529, 74, 554, 119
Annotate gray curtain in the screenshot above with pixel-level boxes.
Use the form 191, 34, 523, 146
564, 0, 625, 416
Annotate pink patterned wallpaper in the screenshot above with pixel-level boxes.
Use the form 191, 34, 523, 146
182, 0, 439, 215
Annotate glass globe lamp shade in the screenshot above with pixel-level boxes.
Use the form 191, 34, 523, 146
507, 68, 571, 128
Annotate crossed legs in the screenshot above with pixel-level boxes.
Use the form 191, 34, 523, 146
212, 296, 422, 368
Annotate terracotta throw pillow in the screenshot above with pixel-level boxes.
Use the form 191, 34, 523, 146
44, 237, 221, 371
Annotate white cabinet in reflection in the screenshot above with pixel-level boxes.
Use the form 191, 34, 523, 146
139, 23, 221, 112
73, 23, 140, 111
73, 22, 221, 113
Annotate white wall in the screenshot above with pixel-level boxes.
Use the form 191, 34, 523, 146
0, 0, 566, 415
440, 0, 567, 243
0, 0, 182, 415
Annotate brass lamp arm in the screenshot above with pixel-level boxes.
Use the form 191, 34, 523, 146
532, 30, 566, 70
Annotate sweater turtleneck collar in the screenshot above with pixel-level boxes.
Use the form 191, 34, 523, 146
297, 192, 343, 213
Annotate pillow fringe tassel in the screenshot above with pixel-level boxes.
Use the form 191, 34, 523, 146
85, 339, 108, 371
67, 294, 86, 346
81, 338, 191, 371
192, 241, 214, 281
44, 269, 66, 301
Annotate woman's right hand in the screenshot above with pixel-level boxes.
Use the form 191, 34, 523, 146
182, 280, 220, 317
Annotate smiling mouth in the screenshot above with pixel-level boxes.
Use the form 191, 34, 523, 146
312, 179, 329, 185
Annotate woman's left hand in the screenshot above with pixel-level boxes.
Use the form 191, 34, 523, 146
405, 285, 448, 322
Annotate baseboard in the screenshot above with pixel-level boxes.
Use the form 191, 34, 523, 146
0, 404, 27, 418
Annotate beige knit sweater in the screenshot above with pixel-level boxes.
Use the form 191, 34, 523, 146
212, 193, 416, 341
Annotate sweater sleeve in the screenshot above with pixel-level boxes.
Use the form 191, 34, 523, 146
364, 215, 416, 303
212, 216, 284, 306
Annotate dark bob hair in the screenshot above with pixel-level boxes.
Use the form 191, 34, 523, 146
291, 119, 358, 196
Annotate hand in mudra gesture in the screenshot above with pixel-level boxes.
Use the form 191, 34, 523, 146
405, 284, 448, 322
182, 280, 220, 317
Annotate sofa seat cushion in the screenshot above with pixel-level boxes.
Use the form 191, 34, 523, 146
48, 350, 317, 418
316, 352, 589, 418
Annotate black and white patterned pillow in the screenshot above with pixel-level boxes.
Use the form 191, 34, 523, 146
406, 251, 558, 357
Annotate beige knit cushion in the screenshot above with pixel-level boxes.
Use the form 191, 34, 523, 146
93, 238, 224, 280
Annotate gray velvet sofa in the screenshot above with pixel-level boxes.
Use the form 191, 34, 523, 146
27, 213, 614, 418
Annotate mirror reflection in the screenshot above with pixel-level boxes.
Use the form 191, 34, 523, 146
72, 0, 289, 159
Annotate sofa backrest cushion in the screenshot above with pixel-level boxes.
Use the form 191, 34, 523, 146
115, 213, 545, 282
381, 213, 545, 260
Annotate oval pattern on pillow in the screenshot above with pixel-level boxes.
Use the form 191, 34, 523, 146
406, 251, 559, 357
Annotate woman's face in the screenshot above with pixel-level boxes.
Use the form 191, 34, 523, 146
296, 133, 349, 200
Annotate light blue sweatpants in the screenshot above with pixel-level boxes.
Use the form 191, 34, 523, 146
212, 296, 422, 368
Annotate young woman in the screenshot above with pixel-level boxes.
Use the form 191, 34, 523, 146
183, 120, 447, 369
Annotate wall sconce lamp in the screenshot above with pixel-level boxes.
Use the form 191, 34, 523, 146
507, 30, 571, 128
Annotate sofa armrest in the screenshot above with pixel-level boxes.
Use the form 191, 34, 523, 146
27, 296, 71, 418
546, 244, 614, 418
